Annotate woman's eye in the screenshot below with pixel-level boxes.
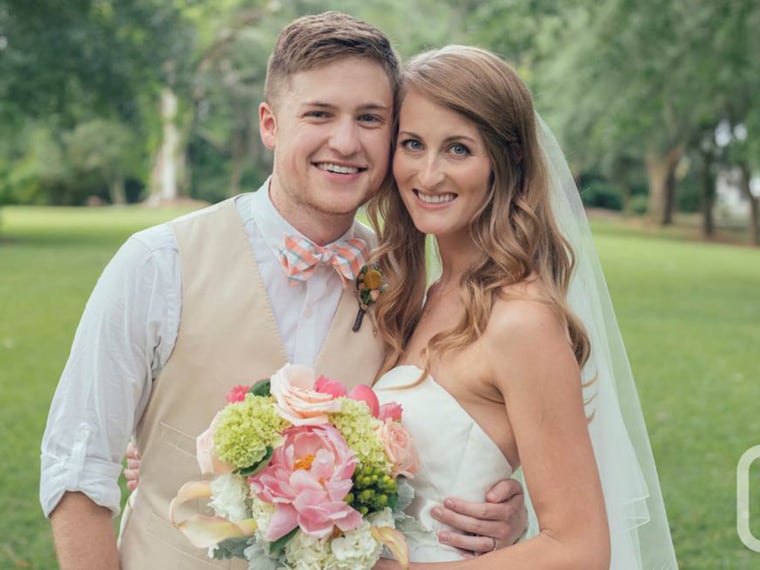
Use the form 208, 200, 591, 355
450, 143, 470, 156
401, 139, 423, 151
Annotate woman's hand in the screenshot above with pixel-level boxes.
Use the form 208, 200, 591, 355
123, 440, 141, 491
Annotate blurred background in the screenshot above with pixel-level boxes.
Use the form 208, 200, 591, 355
1, 0, 759, 568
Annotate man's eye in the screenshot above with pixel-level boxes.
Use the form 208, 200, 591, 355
358, 114, 382, 123
305, 111, 329, 118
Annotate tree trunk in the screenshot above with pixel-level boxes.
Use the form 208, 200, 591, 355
699, 147, 715, 239
645, 144, 683, 225
228, 98, 247, 198
738, 162, 759, 246
109, 176, 126, 205
147, 87, 182, 205
610, 161, 632, 216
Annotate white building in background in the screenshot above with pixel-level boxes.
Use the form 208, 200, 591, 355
715, 167, 760, 221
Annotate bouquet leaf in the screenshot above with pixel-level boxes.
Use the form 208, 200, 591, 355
267, 527, 299, 558
211, 537, 251, 560
250, 379, 271, 397
236, 446, 273, 477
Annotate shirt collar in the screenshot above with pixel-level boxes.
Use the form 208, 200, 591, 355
250, 177, 358, 258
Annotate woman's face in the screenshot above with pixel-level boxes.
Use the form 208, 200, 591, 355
392, 89, 492, 240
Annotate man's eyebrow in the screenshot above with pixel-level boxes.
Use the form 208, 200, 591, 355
301, 101, 391, 112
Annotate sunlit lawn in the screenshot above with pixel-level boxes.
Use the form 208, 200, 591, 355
1, 205, 759, 568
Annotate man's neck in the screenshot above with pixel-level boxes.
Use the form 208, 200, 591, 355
268, 185, 356, 245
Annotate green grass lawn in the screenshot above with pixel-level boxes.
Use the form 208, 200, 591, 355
1, 205, 759, 568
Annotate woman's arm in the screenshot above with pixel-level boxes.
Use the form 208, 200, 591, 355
378, 299, 610, 570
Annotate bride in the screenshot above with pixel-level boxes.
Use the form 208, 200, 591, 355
368, 46, 677, 568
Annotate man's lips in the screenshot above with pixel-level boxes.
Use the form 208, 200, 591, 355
314, 162, 367, 175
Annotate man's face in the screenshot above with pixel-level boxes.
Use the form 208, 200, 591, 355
260, 57, 394, 242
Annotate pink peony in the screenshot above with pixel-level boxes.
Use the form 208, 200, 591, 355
196, 412, 235, 475
347, 384, 380, 418
270, 364, 343, 426
250, 425, 361, 540
314, 375, 348, 398
378, 402, 403, 423
225, 384, 250, 403
376, 421, 420, 478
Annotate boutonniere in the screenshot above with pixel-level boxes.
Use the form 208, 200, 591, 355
352, 264, 386, 333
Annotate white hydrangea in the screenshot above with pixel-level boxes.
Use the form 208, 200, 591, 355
250, 496, 276, 533
283, 532, 332, 570
328, 521, 382, 569
209, 473, 250, 521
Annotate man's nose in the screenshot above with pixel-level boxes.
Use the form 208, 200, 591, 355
328, 118, 361, 156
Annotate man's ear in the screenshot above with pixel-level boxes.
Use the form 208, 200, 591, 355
259, 102, 277, 150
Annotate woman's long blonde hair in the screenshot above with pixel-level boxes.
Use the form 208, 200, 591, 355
367, 46, 590, 380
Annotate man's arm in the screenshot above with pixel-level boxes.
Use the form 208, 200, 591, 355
50, 492, 119, 570
41, 228, 180, 564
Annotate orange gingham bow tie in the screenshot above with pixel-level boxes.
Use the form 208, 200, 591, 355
280, 234, 369, 287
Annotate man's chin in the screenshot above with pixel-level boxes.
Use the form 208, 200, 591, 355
311, 194, 371, 217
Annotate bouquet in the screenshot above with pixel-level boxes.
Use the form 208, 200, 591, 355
170, 363, 420, 569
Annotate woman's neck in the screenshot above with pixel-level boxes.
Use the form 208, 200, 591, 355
435, 232, 481, 287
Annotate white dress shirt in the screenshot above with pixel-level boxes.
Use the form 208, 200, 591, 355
40, 181, 366, 517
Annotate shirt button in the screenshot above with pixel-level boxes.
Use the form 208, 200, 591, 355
304, 307, 313, 318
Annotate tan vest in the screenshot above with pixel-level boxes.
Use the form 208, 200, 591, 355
119, 198, 386, 569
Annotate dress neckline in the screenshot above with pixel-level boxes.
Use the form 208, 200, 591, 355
378, 364, 513, 473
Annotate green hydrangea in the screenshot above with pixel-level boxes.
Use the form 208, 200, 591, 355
331, 398, 391, 472
214, 395, 287, 469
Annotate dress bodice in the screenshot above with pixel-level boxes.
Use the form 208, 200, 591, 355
374, 365, 513, 562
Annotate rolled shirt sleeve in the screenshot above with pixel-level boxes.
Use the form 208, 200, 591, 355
40, 225, 180, 517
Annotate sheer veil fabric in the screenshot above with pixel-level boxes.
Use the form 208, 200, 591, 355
536, 116, 678, 569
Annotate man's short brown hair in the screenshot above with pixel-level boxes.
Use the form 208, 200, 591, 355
264, 11, 401, 106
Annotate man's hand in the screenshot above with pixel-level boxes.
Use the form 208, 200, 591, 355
431, 478, 528, 555
50, 491, 119, 569
123, 440, 141, 491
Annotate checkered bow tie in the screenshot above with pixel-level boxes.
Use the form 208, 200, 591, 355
279, 234, 368, 287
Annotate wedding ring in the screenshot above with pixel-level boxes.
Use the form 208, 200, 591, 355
490, 537, 497, 552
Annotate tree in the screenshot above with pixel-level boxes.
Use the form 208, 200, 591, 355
66, 120, 139, 205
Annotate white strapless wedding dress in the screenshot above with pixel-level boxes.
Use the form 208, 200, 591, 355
374, 365, 514, 562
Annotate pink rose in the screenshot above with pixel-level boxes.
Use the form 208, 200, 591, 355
225, 384, 250, 403
376, 421, 420, 478
314, 375, 348, 398
378, 402, 403, 422
348, 384, 380, 418
250, 425, 361, 540
270, 364, 343, 426
196, 412, 234, 475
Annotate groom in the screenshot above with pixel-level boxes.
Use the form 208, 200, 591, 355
41, 12, 526, 568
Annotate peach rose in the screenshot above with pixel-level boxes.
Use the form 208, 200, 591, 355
270, 364, 343, 426
376, 421, 420, 478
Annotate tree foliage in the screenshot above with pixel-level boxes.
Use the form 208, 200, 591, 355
0, 0, 758, 242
